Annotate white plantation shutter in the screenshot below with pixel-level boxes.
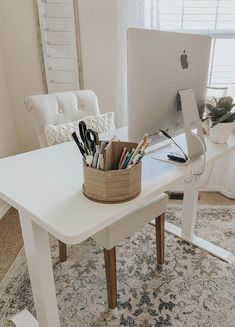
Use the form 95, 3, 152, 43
37, 0, 82, 93
159, 0, 235, 31
158, 0, 235, 95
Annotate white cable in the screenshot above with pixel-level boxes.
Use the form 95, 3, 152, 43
184, 133, 206, 183
184, 158, 194, 183
190, 133, 206, 176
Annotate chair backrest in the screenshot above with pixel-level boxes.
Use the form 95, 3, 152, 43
25, 90, 100, 148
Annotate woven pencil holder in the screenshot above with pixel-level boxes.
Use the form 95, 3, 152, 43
82, 141, 142, 203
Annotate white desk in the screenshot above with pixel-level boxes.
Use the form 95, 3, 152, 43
0, 131, 234, 326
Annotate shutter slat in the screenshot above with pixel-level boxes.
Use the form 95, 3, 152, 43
159, 0, 235, 95
159, 0, 235, 31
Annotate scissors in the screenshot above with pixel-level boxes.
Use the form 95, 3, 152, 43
79, 121, 97, 155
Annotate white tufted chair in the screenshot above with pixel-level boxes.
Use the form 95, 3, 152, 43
25, 90, 100, 262
25, 90, 100, 148
25, 90, 168, 309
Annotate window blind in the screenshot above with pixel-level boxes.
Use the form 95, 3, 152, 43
159, 0, 235, 95
159, 0, 235, 31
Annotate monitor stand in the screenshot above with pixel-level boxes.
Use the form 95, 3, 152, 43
178, 88, 206, 160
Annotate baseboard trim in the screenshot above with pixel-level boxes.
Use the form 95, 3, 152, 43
0, 200, 10, 220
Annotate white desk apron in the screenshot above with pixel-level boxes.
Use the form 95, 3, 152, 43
0, 130, 234, 327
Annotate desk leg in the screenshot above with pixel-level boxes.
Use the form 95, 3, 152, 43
104, 247, 117, 309
19, 210, 60, 327
181, 175, 200, 241
165, 175, 235, 264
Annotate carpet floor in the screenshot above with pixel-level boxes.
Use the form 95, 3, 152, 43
0, 205, 234, 327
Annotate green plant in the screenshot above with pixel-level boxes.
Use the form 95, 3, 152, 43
204, 96, 235, 127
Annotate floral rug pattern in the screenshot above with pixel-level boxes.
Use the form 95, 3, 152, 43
0, 205, 234, 327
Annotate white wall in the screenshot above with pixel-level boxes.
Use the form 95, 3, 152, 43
1, 0, 44, 152
0, 4, 19, 217
0, 0, 18, 158
0, 47, 18, 157
0, 0, 119, 152
78, 0, 118, 118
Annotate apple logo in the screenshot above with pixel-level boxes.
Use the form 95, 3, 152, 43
180, 50, 189, 69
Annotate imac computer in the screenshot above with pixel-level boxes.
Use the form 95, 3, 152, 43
127, 28, 212, 158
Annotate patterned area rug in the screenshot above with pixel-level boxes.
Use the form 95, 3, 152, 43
0, 205, 234, 327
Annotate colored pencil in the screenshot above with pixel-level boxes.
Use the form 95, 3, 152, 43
123, 148, 135, 169
120, 150, 131, 169
118, 147, 127, 169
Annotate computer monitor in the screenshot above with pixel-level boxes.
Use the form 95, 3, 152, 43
127, 28, 212, 144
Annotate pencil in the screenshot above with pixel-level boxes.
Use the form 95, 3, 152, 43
118, 147, 127, 169
125, 148, 136, 169
128, 138, 151, 168
123, 148, 135, 169
120, 150, 131, 169
130, 134, 148, 166
134, 139, 151, 163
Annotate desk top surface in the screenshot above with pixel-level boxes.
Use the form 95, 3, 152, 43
0, 128, 234, 244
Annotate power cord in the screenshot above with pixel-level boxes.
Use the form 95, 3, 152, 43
153, 129, 206, 182
158, 130, 188, 161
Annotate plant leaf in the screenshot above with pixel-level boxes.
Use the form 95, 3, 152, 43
223, 112, 235, 123
205, 103, 215, 112
205, 96, 235, 125
217, 96, 233, 109
211, 112, 234, 127
213, 97, 218, 107
210, 108, 226, 119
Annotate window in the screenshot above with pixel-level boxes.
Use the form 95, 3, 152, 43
158, 0, 235, 95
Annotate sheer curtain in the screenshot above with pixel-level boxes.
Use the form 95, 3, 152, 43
116, 0, 159, 127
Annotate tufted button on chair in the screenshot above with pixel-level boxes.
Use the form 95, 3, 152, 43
25, 90, 168, 309
25, 90, 100, 262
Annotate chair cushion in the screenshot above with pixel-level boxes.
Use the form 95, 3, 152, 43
44, 112, 115, 146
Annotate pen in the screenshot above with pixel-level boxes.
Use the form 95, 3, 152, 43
92, 152, 99, 168
99, 154, 104, 170
86, 155, 93, 167
92, 145, 100, 168
96, 141, 107, 169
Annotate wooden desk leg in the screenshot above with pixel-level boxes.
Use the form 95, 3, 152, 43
19, 210, 60, 327
104, 247, 117, 309
59, 241, 67, 262
155, 214, 165, 265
